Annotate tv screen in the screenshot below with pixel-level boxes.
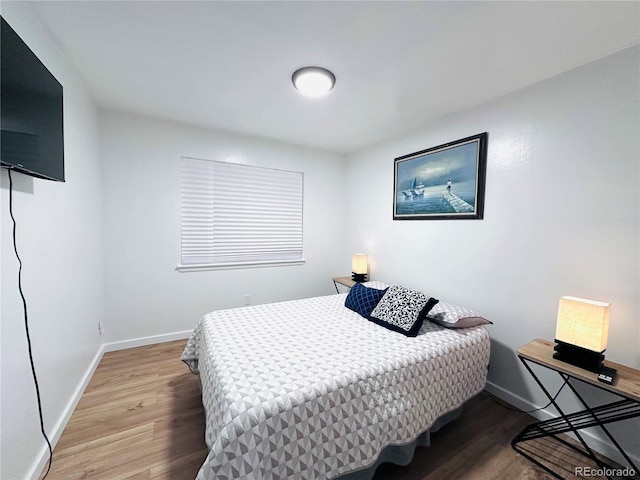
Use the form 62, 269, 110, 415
1, 16, 64, 182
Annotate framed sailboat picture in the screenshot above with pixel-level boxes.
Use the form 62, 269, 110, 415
393, 133, 488, 220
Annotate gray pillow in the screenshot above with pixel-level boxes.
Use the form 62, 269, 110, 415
427, 301, 492, 328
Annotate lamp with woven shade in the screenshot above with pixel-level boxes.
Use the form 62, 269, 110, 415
553, 296, 610, 373
351, 254, 368, 282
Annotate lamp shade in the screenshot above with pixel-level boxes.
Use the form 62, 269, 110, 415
352, 254, 368, 275
555, 296, 610, 353
351, 254, 368, 282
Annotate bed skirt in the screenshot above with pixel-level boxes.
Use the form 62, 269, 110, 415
334, 406, 463, 480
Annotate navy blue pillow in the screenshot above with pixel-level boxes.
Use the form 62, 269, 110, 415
344, 283, 388, 318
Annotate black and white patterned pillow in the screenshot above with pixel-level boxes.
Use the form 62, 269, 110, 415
369, 284, 439, 337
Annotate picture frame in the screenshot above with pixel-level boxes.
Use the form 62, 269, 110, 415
393, 132, 488, 220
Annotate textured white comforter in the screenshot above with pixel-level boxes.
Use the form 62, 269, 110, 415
181, 293, 490, 480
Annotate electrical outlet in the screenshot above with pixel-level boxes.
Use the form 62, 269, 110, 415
244, 294, 251, 306
98, 321, 105, 336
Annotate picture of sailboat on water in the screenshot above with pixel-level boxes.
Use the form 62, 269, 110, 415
401, 177, 425, 198
393, 133, 487, 220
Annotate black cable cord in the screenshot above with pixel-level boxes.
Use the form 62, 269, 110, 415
484, 377, 569, 415
7, 170, 53, 478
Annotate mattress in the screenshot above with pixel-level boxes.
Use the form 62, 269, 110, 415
181, 293, 490, 480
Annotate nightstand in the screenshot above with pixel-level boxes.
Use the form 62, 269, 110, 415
512, 339, 640, 479
332, 276, 356, 293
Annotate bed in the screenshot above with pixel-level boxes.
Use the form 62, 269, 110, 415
181, 288, 490, 480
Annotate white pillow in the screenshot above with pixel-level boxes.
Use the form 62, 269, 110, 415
361, 280, 389, 290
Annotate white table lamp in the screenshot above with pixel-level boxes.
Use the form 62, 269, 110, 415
553, 296, 610, 373
351, 254, 368, 282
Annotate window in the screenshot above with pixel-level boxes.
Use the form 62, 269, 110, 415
178, 157, 304, 271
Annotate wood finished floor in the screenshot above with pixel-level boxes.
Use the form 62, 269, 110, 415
40, 340, 626, 480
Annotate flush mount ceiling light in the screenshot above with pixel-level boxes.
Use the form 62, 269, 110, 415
292, 66, 336, 97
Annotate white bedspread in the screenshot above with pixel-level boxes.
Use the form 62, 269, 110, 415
181, 293, 490, 480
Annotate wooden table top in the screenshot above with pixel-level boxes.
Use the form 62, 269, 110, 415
332, 276, 356, 288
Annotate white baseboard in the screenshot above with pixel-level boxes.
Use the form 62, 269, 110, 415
485, 380, 640, 471
27, 343, 105, 480
485, 380, 549, 421
103, 330, 193, 352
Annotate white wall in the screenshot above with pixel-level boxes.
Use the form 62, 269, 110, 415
2, 4, 636, 476
346, 46, 640, 462
99, 110, 348, 344
0, 3, 104, 479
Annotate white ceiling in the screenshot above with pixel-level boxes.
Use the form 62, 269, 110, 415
29, 1, 640, 154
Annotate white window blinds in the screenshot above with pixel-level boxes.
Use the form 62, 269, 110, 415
179, 157, 304, 270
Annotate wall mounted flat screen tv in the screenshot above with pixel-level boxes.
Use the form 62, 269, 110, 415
1, 16, 64, 182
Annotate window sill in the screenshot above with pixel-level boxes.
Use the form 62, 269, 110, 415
176, 259, 306, 272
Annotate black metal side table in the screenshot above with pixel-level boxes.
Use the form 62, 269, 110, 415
512, 339, 640, 479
